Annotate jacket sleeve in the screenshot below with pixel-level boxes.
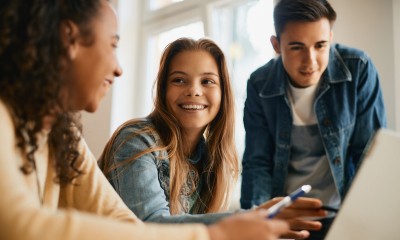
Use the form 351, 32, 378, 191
0, 101, 209, 240
349, 57, 387, 172
240, 79, 275, 209
108, 125, 232, 225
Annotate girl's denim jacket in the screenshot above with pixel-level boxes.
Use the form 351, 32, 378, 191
106, 119, 231, 224
240, 43, 387, 209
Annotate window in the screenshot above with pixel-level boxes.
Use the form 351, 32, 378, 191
148, 0, 185, 10
211, 0, 275, 162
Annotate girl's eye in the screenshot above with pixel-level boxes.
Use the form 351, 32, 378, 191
171, 78, 185, 84
202, 79, 216, 85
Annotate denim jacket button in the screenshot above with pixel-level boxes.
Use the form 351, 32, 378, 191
334, 157, 341, 165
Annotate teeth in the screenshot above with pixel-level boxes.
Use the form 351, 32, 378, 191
181, 104, 205, 110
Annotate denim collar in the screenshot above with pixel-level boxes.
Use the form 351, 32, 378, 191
260, 44, 352, 98
187, 137, 206, 165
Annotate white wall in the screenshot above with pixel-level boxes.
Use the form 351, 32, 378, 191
82, 0, 400, 158
330, 0, 396, 129
394, 0, 400, 130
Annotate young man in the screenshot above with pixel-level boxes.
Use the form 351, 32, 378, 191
240, 0, 386, 239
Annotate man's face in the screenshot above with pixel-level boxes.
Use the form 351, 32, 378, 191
272, 18, 332, 88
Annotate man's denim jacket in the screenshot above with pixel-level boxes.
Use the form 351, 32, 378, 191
106, 119, 231, 224
240, 43, 387, 209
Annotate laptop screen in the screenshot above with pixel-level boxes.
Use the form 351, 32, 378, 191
325, 128, 400, 239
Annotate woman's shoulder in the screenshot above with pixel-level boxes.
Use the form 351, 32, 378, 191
116, 117, 158, 140
110, 117, 164, 156
110, 118, 168, 165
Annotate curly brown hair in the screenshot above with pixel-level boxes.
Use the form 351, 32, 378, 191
0, 0, 106, 185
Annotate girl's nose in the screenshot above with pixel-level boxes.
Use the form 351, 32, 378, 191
186, 83, 202, 96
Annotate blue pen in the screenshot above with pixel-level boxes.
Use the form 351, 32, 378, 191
266, 184, 312, 219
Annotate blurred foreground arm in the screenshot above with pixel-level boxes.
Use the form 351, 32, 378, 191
208, 210, 289, 240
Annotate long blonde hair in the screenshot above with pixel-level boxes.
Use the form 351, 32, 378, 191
99, 37, 239, 214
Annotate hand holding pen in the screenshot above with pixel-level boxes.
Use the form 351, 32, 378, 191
266, 185, 312, 219
263, 185, 338, 219
253, 187, 327, 239
256, 185, 329, 239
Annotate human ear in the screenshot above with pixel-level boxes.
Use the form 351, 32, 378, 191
270, 35, 281, 54
61, 20, 80, 59
330, 31, 334, 42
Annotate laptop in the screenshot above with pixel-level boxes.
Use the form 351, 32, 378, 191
325, 128, 400, 239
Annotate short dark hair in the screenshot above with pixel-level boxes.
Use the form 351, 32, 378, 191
274, 0, 337, 39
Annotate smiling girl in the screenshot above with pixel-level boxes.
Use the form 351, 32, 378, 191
99, 38, 238, 220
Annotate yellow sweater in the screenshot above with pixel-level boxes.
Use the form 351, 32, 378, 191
0, 100, 209, 240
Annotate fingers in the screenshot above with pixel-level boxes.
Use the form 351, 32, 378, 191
275, 198, 327, 219
276, 207, 327, 219
255, 211, 290, 238
289, 197, 323, 208
286, 219, 322, 231
280, 229, 310, 240
257, 197, 322, 212
242, 210, 291, 238
255, 197, 327, 240
256, 208, 322, 239
208, 209, 291, 240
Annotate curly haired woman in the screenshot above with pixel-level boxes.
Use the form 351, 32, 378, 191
0, 1, 291, 240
